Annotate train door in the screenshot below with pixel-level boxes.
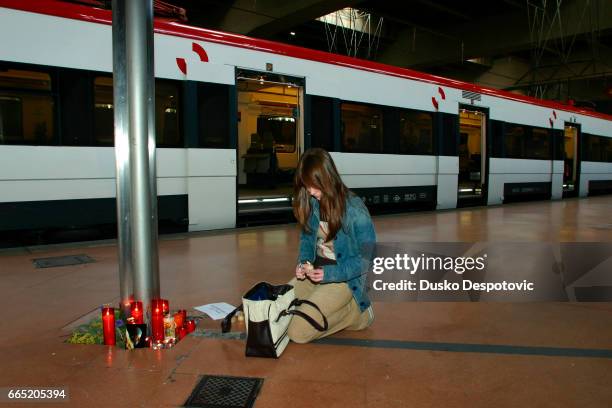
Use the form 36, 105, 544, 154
235, 69, 304, 225
458, 106, 488, 206
562, 123, 580, 197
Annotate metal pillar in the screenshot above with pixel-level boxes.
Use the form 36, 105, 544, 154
145, 3, 161, 297
112, 0, 160, 323
111, 0, 133, 316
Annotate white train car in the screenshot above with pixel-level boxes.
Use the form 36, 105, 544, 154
1, 0, 611, 244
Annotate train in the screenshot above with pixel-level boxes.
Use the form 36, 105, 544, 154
1, 0, 611, 245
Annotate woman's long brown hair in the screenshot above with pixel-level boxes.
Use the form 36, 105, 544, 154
293, 148, 348, 241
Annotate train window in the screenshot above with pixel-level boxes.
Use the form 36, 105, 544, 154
603, 137, 612, 162
504, 124, 525, 158
156, 81, 181, 147
198, 83, 230, 148
398, 110, 433, 155
59, 68, 94, 146
490, 120, 505, 158
527, 128, 551, 160
583, 134, 612, 162
504, 124, 551, 160
0, 69, 55, 145
93, 76, 182, 147
0, 68, 51, 91
341, 102, 383, 153
583, 134, 600, 161
93, 77, 114, 146
310, 95, 334, 151
439, 113, 459, 156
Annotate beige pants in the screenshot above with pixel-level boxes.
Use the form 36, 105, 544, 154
287, 277, 372, 344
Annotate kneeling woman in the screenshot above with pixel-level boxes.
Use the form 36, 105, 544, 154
288, 148, 376, 344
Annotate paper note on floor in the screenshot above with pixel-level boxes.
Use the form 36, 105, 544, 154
194, 302, 236, 320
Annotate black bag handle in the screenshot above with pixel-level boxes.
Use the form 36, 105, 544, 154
275, 298, 328, 332
221, 298, 328, 333
221, 304, 243, 333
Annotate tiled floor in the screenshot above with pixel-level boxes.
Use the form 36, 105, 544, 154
1, 197, 611, 407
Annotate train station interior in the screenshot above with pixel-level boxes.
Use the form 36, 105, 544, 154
1, 1, 611, 407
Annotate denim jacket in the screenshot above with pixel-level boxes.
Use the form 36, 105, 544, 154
297, 194, 376, 312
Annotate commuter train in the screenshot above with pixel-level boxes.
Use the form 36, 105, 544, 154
1, 0, 611, 244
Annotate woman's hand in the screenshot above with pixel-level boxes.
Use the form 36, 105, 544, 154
307, 268, 324, 283
295, 264, 306, 280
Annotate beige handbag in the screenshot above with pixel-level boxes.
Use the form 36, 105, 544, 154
222, 282, 328, 358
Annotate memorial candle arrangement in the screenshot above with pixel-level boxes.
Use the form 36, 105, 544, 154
102, 306, 116, 346
96, 297, 194, 350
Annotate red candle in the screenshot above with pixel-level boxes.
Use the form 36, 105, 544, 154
173, 312, 184, 329
178, 309, 187, 323
162, 299, 169, 315
186, 319, 196, 333
130, 301, 144, 324
151, 304, 165, 342
102, 307, 116, 346
152, 298, 169, 315
176, 326, 187, 340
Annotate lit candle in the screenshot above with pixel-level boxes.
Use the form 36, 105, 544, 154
178, 309, 187, 324
102, 307, 116, 346
186, 319, 196, 333
176, 326, 187, 340
173, 312, 184, 329
162, 299, 169, 315
151, 304, 165, 343
130, 301, 144, 324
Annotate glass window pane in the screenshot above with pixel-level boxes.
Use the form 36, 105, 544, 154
504, 124, 525, 158
399, 111, 433, 154
93, 77, 182, 147
528, 128, 550, 159
604, 137, 612, 162
0, 69, 51, 91
0, 94, 55, 144
156, 81, 181, 147
0, 69, 54, 145
93, 76, 113, 146
198, 83, 230, 148
310, 96, 334, 151
341, 102, 383, 153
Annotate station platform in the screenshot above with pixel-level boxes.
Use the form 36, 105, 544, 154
1, 196, 612, 407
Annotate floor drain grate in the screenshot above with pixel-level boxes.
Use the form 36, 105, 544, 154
184, 375, 263, 408
33, 254, 95, 268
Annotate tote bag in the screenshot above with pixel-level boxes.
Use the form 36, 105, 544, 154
222, 282, 328, 358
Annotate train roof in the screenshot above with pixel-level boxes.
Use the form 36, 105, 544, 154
2, 0, 612, 123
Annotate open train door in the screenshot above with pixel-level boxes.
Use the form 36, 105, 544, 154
562, 122, 581, 198
457, 105, 489, 207
234, 69, 305, 226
